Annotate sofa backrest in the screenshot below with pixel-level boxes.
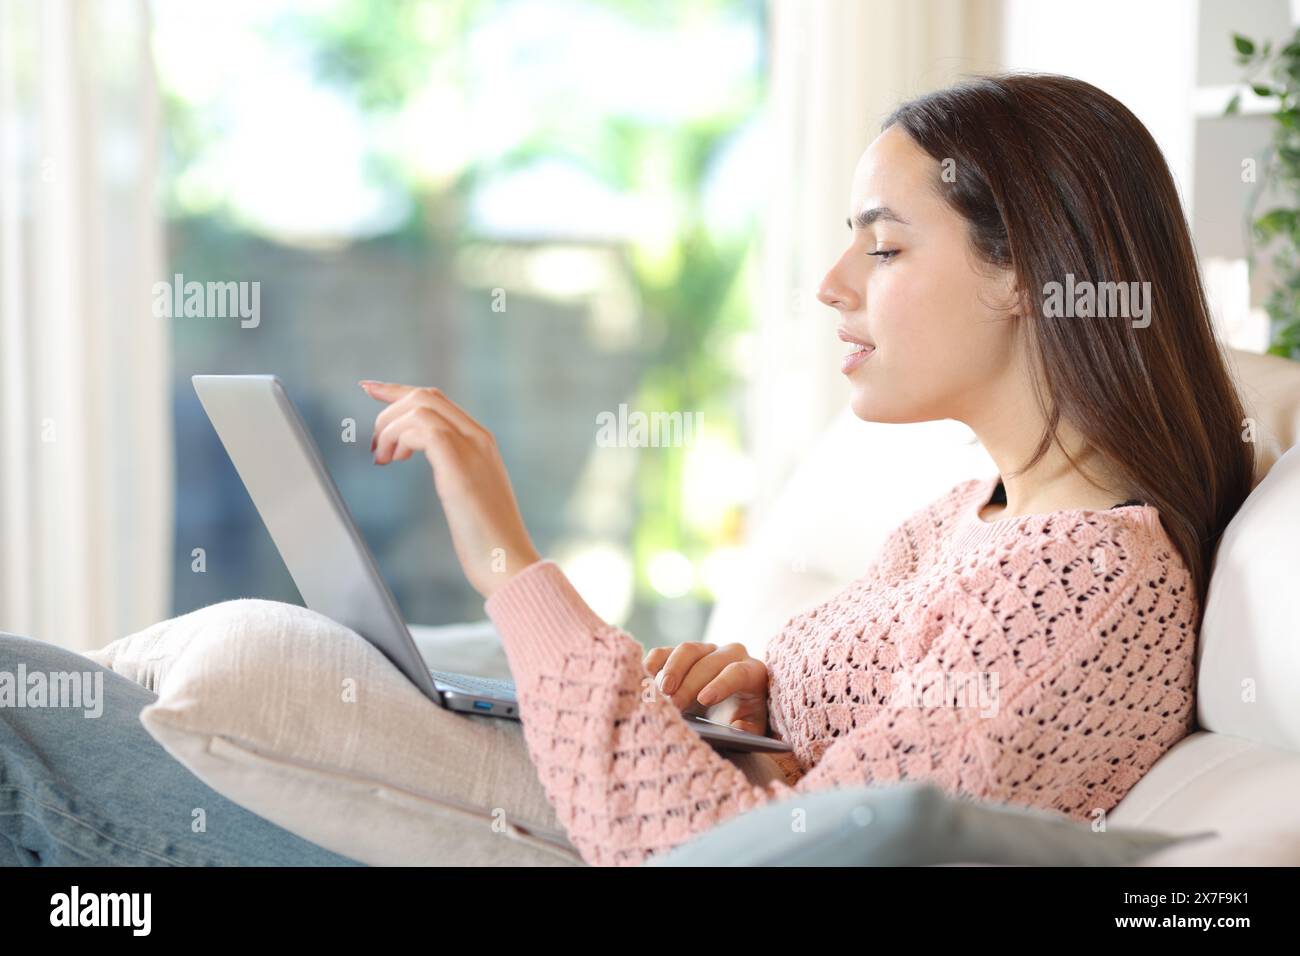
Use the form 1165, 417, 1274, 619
1224, 348, 1300, 486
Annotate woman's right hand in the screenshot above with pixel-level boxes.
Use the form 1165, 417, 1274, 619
642, 641, 770, 736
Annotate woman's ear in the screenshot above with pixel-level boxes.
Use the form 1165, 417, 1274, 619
990, 265, 1030, 320
1014, 283, 1036, 321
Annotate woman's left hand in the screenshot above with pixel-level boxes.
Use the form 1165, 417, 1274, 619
360, 380, 542, 600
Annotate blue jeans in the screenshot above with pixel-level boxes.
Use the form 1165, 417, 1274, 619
0, 632, 362, 866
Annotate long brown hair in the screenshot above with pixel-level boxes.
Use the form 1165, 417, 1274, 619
883, 73, 1254, 615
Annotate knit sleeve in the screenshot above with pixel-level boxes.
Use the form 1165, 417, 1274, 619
483, 559, 800, 867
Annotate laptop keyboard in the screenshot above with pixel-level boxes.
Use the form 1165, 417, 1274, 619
431, 670, 729, 727
429, 669, 517, 699
429, 669, 788, 749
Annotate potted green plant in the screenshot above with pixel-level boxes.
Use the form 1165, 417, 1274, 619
1226, 31, 1300, 358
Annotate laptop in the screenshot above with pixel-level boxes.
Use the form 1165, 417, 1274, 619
192, 374, 792, 754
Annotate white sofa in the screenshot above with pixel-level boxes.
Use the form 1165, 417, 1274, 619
413, 347, 1300, 855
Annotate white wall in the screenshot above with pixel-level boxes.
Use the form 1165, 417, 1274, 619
1000, 0, 1200, 214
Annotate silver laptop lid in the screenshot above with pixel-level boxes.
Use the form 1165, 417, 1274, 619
192, 374, 442, 702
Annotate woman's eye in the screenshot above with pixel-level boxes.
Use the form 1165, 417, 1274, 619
867, 249, 900, 262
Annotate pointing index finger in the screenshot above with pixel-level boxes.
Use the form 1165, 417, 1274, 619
359, 381, 414, 402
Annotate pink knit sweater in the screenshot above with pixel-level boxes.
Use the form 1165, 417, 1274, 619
483, 474, 1198, 867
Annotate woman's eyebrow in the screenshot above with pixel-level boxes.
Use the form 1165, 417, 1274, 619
846, 206, 911, 230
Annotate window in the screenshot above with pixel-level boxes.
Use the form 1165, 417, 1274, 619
156, 0, 768, 643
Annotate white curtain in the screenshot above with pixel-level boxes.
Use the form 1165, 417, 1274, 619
0, 0, 171, 650
748, 0, 1002, 526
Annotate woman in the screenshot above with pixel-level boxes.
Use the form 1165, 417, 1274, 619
1, 73, 1254, 867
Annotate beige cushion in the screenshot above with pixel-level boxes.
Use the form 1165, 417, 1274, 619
88, 599, 582, 867
1223, 347, 1300, 485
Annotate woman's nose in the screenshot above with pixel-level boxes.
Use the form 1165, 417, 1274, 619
817, 270, 858, 311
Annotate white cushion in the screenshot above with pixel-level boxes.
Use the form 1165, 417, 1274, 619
1197, 443, 1300, 753
85, 611, 201, 693
1110, 731, 1300, 836
88, 599, 581, 867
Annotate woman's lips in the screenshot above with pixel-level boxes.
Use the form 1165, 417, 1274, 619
841, 344, 875, 374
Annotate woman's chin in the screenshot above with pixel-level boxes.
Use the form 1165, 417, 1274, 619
847, 398, 889, 424
848, 390, 925, 425
848, 390, 891, 423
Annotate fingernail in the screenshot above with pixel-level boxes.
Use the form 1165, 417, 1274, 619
697, 690, 714, 706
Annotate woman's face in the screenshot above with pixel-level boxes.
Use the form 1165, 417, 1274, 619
818, 125, 1022, 426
